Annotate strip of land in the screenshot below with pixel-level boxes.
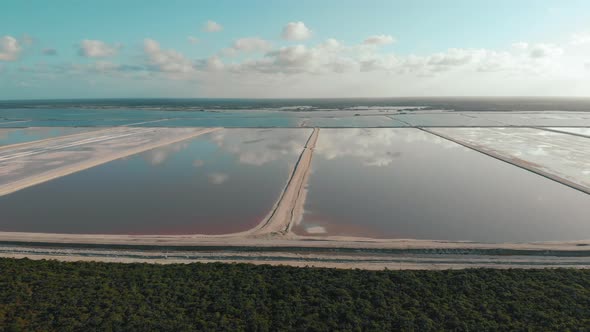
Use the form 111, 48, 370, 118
250, 128, 319, 236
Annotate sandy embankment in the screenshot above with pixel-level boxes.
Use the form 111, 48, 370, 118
0, 127, 106, 151
249, 127, 319, 235
3, 245, 590, 270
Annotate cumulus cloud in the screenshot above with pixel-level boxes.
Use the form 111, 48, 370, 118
12, 28, 584, 97
42, 48, 57, 56
428, 48, 475, 66
187, 36, 199, 44
0, 36, 21, 61
363, 35, 395, 45
528, 43, 563, 58
512, 41, 529, 50
227, 37, 271, 54
281, 22, 312, 41
239, 45, 317, 74
228, 36, 571, 80
208, 56, 225, 71
144, 38, 194, 73
571, 33, 590, 46
513, 42, 563, 59
78, 39, 119, 57
322, 38, 341, 49
204, 20, 223, 32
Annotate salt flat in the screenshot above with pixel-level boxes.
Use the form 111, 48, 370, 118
1, 119, 590, 269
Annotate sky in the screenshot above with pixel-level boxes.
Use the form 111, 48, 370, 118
1, 0, 590, 99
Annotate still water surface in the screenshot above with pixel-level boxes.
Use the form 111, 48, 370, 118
0, 129, 311, 234
295, 129, 590, 242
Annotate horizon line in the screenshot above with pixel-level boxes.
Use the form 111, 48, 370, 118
2, 96, 590, 102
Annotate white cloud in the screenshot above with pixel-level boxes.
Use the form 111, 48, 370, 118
281, 22, 312, 41
0, 36, 21, 61
206, 56, 224, 71
240, 45, 317, 74
528, 43, 563, 58
13, 30, 587, 98
200, 37, 577, 98
204, 20, 223, 32
187, 36, 199, 44
143, 38, 194, 73
513, 42, 563, 59
230, 37, 271, 53
78, 39, 119, 57
571, 33, 590, 46
427, 48, 476, 67
363, 35, 395, 45
512, 41, 529, 50
234, 42, 487, 76
322, 38, 341, 49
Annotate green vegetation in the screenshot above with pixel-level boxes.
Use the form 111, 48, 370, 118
1, 258, 590, 331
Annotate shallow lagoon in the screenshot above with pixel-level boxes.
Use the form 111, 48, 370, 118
0, 128, 311, 235
295, 128, 590, 242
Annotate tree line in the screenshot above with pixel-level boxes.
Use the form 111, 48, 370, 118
1, 258, 589, 331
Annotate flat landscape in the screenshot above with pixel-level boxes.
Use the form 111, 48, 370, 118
1, 103, 590, 269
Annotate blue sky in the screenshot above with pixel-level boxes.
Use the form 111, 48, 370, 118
1, 0, 590, 99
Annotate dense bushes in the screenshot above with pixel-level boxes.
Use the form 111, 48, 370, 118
1, 258, 590, 331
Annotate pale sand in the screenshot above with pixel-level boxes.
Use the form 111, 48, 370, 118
249, 128, 319, 235
0, 127, 220, 196
2, 229, 590, 251
3, 250, 590, 270
0, 127, 105, 151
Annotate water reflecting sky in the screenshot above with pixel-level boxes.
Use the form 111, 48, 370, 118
295, 128, 590, 242
0, 128, 311, 235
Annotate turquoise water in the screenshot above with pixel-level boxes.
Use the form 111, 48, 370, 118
0, 128, 312, 235
1, 98, 588, 128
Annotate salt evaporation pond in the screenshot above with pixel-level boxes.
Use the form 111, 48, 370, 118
294, 128, 590, 242
0, 128, 312, 235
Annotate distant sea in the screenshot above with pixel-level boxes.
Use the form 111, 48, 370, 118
1, 97, 590, 112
